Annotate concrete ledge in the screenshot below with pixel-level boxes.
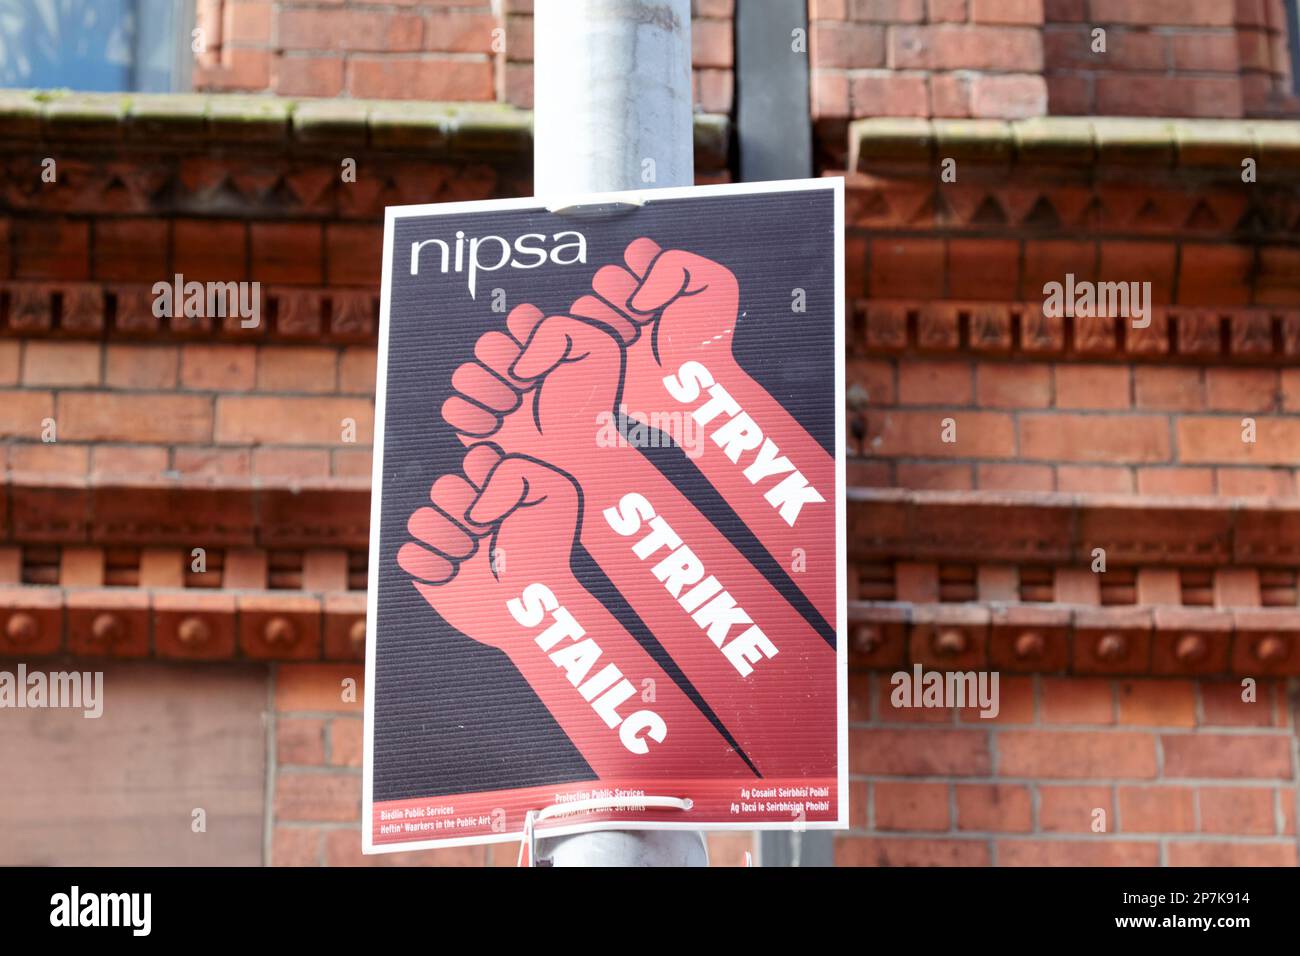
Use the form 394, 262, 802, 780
0, 90, 731, 169
849, 115, 1300, 177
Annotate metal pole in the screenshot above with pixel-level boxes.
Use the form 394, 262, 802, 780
532, 0, 706, 867
533, 0, 694, 194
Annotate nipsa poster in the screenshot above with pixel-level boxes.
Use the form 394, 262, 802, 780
364, 178, 845, 852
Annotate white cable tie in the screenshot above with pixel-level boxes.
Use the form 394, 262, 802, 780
516, 794, 694, 867
542, 196, 648, 216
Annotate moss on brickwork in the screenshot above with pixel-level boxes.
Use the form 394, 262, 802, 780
0, 90, 730, 168
850, 115, 1300, 176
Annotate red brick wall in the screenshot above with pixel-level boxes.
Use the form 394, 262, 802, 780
196, 0, 499, 99
191, 1, 1299, 119
0, 662, 268, 866
1045, 0, 1300, 117
842, 674, 1297, 865
193, 0, 735, 113
842, 171, 1300, 500
271, 663, 408, 867
811, 0, 1300, 120
811, 0, 1051, 120
849, 357, 1300, 498
829, 114, 1300, 866
1, 341, 375, 481
12, 214, 383, 288
7, 127, 1296, 865
0, 140, 494, 484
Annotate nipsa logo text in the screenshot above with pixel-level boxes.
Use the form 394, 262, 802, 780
410, 230, 587, 299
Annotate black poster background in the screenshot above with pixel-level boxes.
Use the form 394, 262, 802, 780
373, 185, 837, 802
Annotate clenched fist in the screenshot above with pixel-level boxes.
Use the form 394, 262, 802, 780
397, 443, 579, 647
595, 238, 741, 369
398, 444, 751, 778
441, 304, 625, 473
433, 307, 837, 776
585, 240, 838, 628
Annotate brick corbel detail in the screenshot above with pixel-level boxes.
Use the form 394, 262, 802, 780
0, 587, 366, 663
849, 600, 1300, 678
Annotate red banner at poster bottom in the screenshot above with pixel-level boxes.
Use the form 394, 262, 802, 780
371, 777, 840, 848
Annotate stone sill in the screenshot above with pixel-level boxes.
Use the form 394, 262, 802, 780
850, 116, 1300, 177
0, 89, 730, 167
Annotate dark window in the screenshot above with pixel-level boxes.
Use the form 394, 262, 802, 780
1288, 0, 1300, 95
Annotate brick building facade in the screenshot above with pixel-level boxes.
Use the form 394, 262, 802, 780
0, 0, 1298, 866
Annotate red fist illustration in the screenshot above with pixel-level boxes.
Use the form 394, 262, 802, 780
397, 442, 579, 649
581, 240, 838, 627
397, 443, 752, 779
592, 238, 741, 368
434, 306, 837, 776
440, 303, 625, 473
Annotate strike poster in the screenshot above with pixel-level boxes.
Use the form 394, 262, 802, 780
363, 178, 846, 853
